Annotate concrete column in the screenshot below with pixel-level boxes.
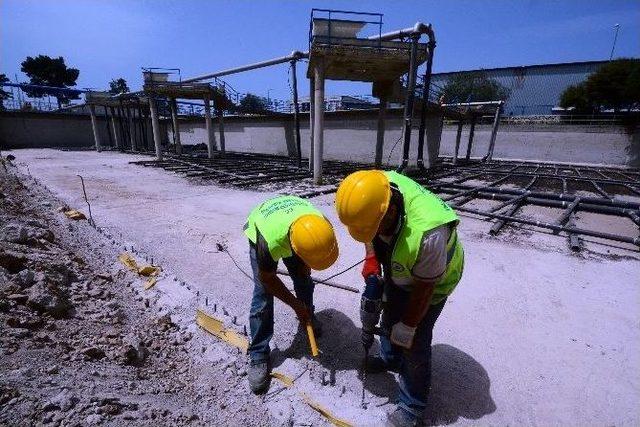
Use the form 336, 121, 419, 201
148, 98, 163, 160
169, 98, 182, 155
127, 108, 136, 151
486, 102, 503, 162
465, 115, 476, 160
109, 107, 120, 150
312, 62, 325, 185
217, 109, 226, 155
452, 120, 463, 166
89, 104, 102, 152
204, 96, 216, 159
290, 59, 302, 167
374, 94, 388, 169
308, 74, 315, 172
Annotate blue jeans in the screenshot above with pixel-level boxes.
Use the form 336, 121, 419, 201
247, 243, 315, 364
379, 282, 447, 418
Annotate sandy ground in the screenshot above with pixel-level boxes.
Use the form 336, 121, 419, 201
5, 148, 640, 426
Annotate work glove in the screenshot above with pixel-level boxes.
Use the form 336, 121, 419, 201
361, 254, 381, 279
390, 322, 416, 350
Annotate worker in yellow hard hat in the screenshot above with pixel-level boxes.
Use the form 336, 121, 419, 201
243, 195, 339, 394
335, 170, 464, 427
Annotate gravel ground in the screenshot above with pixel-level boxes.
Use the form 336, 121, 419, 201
2, 149, 640, 426
0, 160, 272, 426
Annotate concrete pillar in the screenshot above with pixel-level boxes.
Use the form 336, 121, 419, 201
312, 63, 325, 185
308, 74, 315, 172
374, 94, 388, 169
169, 98, 182, 155
486, 102, 503, 162
127, 108, 136, 151
89, 104, 102, 152
204, 96, 216, 159
290, 59, 302, 167
109, 107, 120, 150
465, 115, 476, 160
148, 98, 163, 161
217, 109, 226, 155
452, 121, 463, 166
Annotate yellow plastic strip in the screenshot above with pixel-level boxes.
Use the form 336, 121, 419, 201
301, 393, 354, 427
63, 209, 86, 220
144, 277, 157, 290
306, 323, 319, 357
270, 371, 294, 388
138, 265, 160, 277
196, 309, 248, 353
118, 253, 139, 272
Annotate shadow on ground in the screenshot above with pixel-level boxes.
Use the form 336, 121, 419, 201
424, 344, 496, 425
272, 309, 496, 424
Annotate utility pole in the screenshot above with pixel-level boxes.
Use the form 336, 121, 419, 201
609, 24, 620, 61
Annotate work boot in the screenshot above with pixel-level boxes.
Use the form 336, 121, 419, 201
385, 406, 423, 427
248, 361, 270, 394
365, 355, 399, 374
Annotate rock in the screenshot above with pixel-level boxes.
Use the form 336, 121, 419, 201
6, 293, 28, 304
82, 347, 106, 361
85, 414, 102, 425
0, 249, 27, 274
43, 389, 78, 412
27, 281, 72, 318
15, 269, 35, 288
46, 365, 60, 375
0, 223, 28, 244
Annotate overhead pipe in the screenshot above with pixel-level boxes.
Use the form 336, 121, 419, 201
183, 51, 309, 83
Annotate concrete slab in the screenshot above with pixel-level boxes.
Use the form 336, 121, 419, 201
8, 148, 640, 426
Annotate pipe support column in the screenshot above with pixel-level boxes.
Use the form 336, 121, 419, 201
312, 62, 325, 185
148, 98, 163, 161
486, 102, 503, 162
452, 121, 463, 166
169, 98, 182, 155
308, 74, 315, 172
374, 93, 388, 168
89, 105, 102, 152
204, 96, 216, 159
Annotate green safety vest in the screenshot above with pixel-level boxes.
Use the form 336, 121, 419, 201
244, 195, 323, 261
381, 171, 464, 305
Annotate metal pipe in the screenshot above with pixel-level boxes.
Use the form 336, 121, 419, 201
466, 115, 476, 161
217, 109, 226, 155
455, 205, 640, 247
416, 37, 436, 170
397, 34, 420, 172
368, 22, 434, 42
486, 101, 503, 162
452, 121, 463, 166
88, 105, 102, 152
308, 74, 315, 172
290, 59, 302, 167
183, 51, 308, 83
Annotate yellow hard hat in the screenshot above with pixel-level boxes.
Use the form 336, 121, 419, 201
335, 170, 391, 243
290, 214, 339, 271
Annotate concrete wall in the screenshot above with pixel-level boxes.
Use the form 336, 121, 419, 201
0, 111, 161, 150
3, 110, 638, 168
439, 123, 640, 167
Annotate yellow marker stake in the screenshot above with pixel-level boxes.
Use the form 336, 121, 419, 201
306, 322, 319, 357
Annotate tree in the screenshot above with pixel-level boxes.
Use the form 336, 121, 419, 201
238, 93, 268, 114
109, 77, 129, 95
0, 74, 12, 110
441, 71, 510, 103
20, 55, 80, 108
560, 58, 640, 112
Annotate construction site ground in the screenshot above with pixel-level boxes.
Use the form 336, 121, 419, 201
2, 148, 639, 426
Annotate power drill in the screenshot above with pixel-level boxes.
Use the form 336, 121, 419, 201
361, 275, 384, 355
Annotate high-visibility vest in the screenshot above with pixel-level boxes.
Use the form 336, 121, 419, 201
244, 195, 322, 261
379, 171, 464, 305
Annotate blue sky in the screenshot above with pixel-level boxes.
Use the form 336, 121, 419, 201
1, 0, 639, 100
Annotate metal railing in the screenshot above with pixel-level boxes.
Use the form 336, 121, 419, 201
309, 8, 383, 51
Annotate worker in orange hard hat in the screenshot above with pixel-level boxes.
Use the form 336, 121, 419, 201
243, 195, 339, 394
336, 170, 464, 427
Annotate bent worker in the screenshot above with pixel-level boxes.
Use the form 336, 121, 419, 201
336, 170, 464, 427
244, 195, 339, 394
